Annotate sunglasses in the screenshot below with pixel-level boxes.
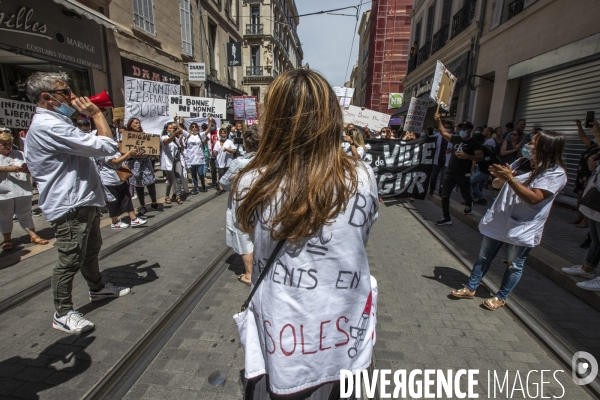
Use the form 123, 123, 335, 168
47, 88, 72, 97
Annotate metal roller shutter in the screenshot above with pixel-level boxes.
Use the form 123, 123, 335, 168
514, 58, 600, 194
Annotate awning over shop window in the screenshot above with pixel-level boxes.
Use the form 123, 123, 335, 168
52, 0, 117, 32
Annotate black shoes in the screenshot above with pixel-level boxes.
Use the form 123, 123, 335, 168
463, 204, 473, 215
436, 218, 452, 226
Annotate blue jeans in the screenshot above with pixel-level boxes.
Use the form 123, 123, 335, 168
586, 219, 600, 268
470, 170, 489, 200
189, 164, 206, 190
466, 235, 532, 300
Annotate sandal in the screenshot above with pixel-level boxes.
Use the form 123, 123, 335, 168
165, 196, 172, 204
1, 241, 13, 251
31, 236, 49, 245
238, 274, 251, 287
450, 288, 475, 299
482, 296, 506, 311
176, 198, 183, 205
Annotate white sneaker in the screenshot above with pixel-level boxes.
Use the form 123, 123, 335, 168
130, 218, 147, 227
561, 265, 595, 279
576, 277, 600, 292
89, 282, 131, 301
111, 221, 129, 229
53, 311, 95, 334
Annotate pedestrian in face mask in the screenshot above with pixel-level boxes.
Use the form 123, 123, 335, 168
205, 118, 220, 189
434, 114, 484, 226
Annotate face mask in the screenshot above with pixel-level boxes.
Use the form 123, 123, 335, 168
219, 136, 226, 141
474, 130, 481, 135
521, 144, 534, 160
459, 130, 468, 139
211, 126, 217, 132
50, 95, 76, 118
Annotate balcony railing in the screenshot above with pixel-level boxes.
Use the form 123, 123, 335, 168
417, 41, 431, 65
451, 0, 476, 39
431, 24, 449, 54
508, 0, 525, 20
210, 68, 217, 79
228, 78, 236, 87
407, 54, 417, 74
246, 23, 263, 34
246, 66, 263, 76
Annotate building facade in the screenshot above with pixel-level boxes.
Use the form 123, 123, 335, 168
471, 0, 600, 193
364, 0, 412, 114
352, 11, 371, 107
399, 0, 481, 128
241, 0, 303, 103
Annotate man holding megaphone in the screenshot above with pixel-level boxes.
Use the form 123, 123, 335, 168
24, 72, 132, 334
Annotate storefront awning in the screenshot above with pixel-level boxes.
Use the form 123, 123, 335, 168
392, 92, 433, 115
52, 0, 118, 32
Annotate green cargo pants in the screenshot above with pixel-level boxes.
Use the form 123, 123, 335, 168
50, 206, 104, 316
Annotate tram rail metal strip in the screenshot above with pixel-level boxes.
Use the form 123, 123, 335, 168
82, 246, 233, 400
402, 201, 600, 398
0, 194, 220, 315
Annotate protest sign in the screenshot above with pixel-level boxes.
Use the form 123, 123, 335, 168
333, 86, 355, 98
0, 99, 35, 129
121, 131, 161, 157
339, 97, 352, 107
232, 96, 259, 120
343, 106, 391, 132
188, 63, 206, 81
429, 61, 457, 111
112, 107, 125, 121
124, 77, 180, 135
403, 97, 429, 133
364, 137, 436, 199
168, 95, 226, 119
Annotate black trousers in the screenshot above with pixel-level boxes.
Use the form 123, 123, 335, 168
441, 172, 472, 219
209, 157, 218, 186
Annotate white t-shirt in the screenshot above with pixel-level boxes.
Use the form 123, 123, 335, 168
484, 138, 496, 147
185, 133, 206, 166
342, 142, 366, 160
214, 139, 236, 168
235, 163, 379, 394
479, 163, 567, 247
580, 164, 600, 222
95, 153, 122, 186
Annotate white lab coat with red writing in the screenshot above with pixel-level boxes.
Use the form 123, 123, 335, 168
235, 163, 379, 395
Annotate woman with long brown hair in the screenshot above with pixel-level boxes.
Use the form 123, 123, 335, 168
233, 69, 379, 398
450, 131, 567, 310
124, 118, 163, 215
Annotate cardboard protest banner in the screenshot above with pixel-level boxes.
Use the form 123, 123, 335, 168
232, 96, 259, 120
403, 97, 429, 133
112, 107, 125, 121
0, 99, 35, 129
168, 95, 226, 119
342, 106, 391, 132
364, 136, 436, 199
121, 131, 161, 157
429, 61, 457, 112
124, 77, 180, 135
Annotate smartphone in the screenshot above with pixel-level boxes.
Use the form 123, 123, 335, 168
585, 111, 595, 128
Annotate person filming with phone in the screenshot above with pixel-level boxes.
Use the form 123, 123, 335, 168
24, 72, 131, 334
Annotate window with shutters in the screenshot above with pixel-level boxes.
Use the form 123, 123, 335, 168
180, 0, 193, 56
133, 0, 155, 35
489, 0, 505, 30
425, 3, 435, 43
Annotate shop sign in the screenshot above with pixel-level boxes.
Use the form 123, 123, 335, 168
0, 0, 103, 70
227, 42, 242, 67
188, 63, 206, 81
121, 57, 180, 85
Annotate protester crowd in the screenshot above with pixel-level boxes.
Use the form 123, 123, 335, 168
0, 69, 598, 399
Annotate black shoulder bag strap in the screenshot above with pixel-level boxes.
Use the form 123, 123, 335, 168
240, 239, 285, 312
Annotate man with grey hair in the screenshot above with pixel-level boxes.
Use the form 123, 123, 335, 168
25, 72, 131, 334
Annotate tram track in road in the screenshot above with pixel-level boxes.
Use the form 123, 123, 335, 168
0, 193, 221, 316
82, 246, 233, 400
400, 200, 600, 399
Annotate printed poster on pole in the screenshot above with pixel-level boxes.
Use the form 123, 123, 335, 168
232, 96, 259, 120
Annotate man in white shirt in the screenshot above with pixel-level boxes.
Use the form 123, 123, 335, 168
24, 72, 131, 334
212, 127, 236, 194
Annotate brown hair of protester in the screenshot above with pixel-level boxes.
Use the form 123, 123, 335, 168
234, 68, 361, 242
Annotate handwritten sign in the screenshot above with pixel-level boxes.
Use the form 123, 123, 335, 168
124, 77, 180, 135
121, 131, 161, 157
112, 107, 125, 121
403, 97, 430, 133
0, 99, 35, 129
232, 96, 258, 120
168, 95, 226, 119
365, 137, 436, 199
430, 61, 457, 111
342, 106, 391, 132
